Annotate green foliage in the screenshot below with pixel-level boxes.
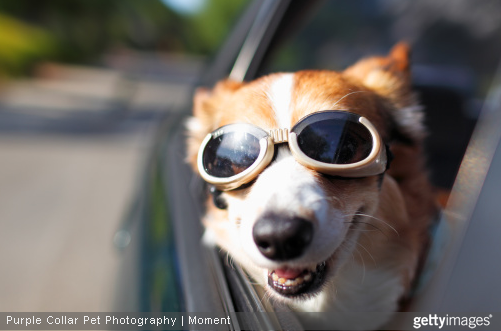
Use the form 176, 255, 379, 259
0, 0, 184, 62
186, 0, 249, 54
0, 13, 55, 76
0, 0, 249, 76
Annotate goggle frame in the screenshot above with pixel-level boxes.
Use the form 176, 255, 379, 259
197, 111, 387, 191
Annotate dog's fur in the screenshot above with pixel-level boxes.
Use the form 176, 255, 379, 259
186, 43, 438, 329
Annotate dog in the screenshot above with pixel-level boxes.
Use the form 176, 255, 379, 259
186, 43, 439, 329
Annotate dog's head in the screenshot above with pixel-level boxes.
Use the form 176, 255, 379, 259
186, 43, 428, 306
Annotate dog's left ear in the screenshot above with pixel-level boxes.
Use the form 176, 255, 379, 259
345, 42, 425, 141
344, 42, 413, 108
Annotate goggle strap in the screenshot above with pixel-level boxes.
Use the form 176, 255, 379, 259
385, 144, 394, 171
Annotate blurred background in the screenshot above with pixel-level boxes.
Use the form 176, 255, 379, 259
2, 0, 501, 314
0, 0, 248, 311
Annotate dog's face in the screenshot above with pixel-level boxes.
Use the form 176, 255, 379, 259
187, 44, 427, 308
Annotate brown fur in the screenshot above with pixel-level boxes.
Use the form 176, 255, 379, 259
186, 43, 439, 316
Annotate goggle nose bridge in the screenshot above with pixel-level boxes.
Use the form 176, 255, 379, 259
269, 128, 289, 144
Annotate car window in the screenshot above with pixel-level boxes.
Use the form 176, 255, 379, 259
258, 0, 501, 190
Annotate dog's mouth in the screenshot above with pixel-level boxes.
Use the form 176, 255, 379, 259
267, 261, 327, 298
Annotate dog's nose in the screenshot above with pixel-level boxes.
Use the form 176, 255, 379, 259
252, 214, 313, 261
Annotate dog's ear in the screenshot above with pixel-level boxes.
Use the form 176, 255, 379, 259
344, 42, 425, 141
192, 79, 244, 120
186, 79, 244, 170
344, 42, 412, 107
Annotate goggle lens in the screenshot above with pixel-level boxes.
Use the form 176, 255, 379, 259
295, 118, 373, 164
202, 131, 261, 178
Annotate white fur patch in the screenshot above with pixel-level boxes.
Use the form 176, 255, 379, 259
293, 262, 404, 329
185, 116, 203, 133
236, 148, 348, 270
334, 262, 404, 313
267, 73, 294, 128
393, 105, 426, 139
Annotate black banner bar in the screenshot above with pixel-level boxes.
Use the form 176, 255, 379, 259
0, 312, 498, 330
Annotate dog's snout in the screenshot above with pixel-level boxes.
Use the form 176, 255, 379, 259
252, 214, 313, 261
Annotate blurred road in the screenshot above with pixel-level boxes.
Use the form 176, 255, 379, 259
0, 134, 148, 311
0, 54, 201, 311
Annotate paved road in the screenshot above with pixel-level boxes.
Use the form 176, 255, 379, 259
0, 134, 151, 311
0, 59, 198, 311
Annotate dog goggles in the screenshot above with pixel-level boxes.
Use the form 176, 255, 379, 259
197, 111, 388, 191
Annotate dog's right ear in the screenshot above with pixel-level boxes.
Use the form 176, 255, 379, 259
186, 79, 244, 170
186, 87, 213, 171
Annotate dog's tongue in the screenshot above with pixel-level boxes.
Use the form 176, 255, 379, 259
274, 267, 303, 279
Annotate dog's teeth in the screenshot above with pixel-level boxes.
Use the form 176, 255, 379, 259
269, 264, 324, 289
